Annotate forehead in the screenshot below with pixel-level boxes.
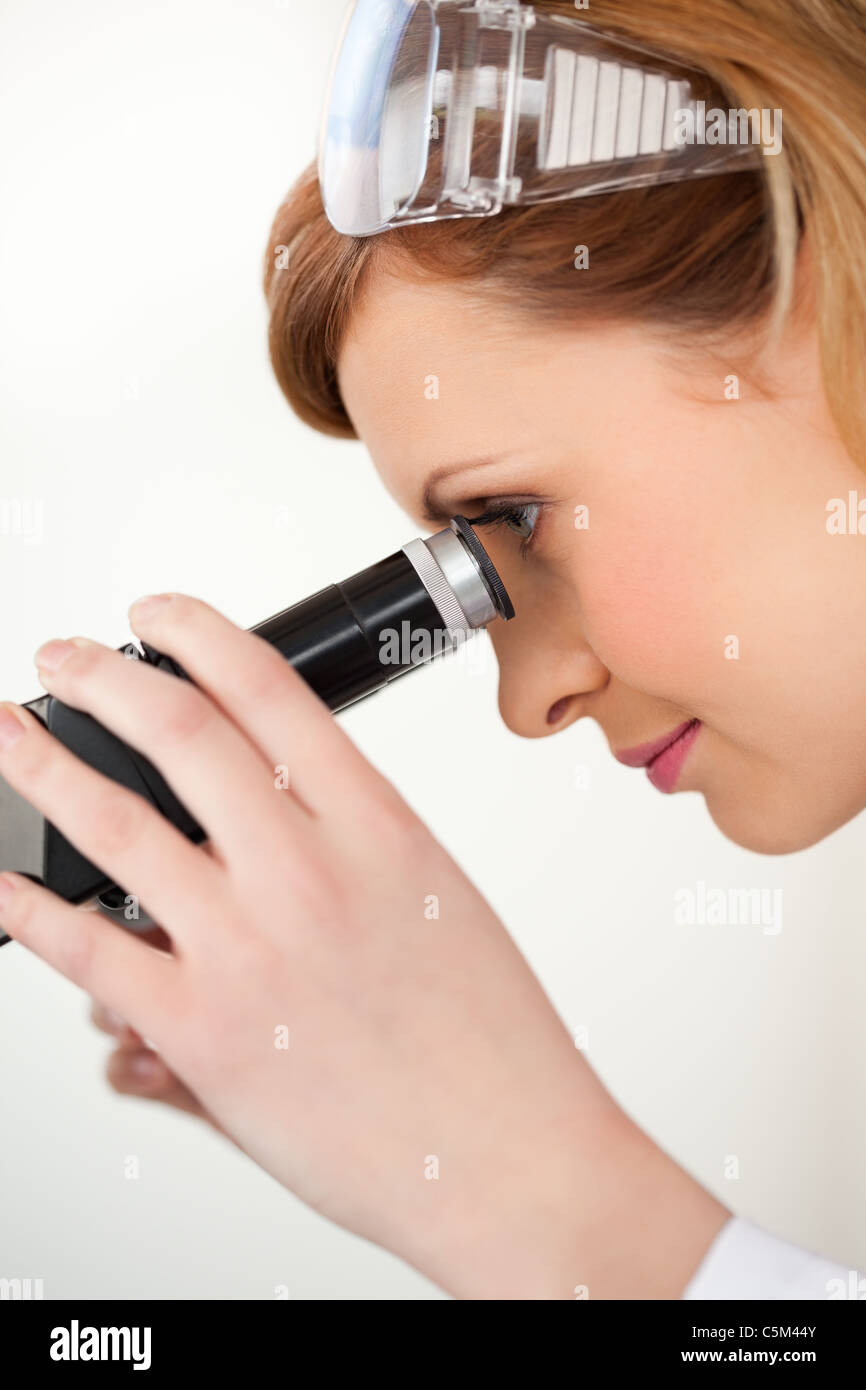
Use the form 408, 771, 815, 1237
337, 270, 541, 486
335, 265, 669, 509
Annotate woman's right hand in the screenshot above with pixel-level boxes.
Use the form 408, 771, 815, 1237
88, 889, 228, 1133
0, 599, 730, 1300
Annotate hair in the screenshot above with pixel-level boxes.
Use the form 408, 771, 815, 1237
264, 0, 866, 467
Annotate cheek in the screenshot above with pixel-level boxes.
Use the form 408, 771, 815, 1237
569, 489, 738, 698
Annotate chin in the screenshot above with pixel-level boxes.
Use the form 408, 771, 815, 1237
703, 788, 847, 856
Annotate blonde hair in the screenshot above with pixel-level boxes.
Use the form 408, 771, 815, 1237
264, 0, 866, 465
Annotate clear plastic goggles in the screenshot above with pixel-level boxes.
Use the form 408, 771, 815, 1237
319, 0, 764, 237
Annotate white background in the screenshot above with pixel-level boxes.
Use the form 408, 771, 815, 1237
1, 0, 863, 1299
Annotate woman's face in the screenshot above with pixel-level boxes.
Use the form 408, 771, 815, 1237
337, 257, 866, 854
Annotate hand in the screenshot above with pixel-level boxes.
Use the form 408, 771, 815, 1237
90, 989, 216, 1125
88, 920, 229, 1135
0, 595, 728, 1297
89, 854, 233, 1136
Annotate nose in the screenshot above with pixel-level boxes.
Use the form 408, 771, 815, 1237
487, 576, 608, 738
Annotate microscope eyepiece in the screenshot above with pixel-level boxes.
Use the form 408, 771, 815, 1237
402, 516, 515, 633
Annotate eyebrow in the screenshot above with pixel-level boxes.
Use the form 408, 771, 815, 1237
420, 458, 506, 521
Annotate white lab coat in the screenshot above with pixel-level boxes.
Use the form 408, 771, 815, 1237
682, 1215, 864, 1299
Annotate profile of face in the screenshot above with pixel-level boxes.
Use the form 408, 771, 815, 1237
338, 250, 866, 855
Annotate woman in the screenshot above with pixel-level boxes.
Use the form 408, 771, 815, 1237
0, 0, 864, 1298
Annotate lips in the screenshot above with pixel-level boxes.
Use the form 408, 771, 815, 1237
614, 718, 702, 794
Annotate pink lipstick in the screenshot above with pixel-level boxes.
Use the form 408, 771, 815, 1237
615, 719, 701, 794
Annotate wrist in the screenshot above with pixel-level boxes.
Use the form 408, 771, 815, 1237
412, 1088, 730, 1300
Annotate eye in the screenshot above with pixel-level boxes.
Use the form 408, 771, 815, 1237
467, 501, 542, 557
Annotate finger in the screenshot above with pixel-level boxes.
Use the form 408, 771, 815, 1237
0, 871, 182, 1040
90, 998, 144, 1046
127, 593, 395, 821
0, 701, 223, 938
105, 1047, 210, 1120
89, 921, 172, 1038
30, 634, 312, 866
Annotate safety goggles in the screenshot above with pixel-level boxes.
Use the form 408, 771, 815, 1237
319, 0, 764, 237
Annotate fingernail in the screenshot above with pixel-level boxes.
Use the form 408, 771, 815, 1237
0, 872, 19, 910
129, 594, 174, 621
130, 1051, 161, 1079
104, 1009, 127, 1032
34, 638, 75, 673
0, 705, 27, 752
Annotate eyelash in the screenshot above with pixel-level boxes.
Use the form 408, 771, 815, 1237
465, 500, 542, 559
